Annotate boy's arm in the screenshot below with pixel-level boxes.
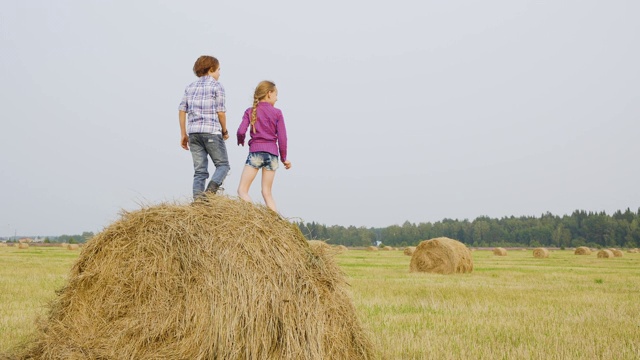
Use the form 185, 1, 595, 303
179, 111, 189, 150
218, 112, 228, 140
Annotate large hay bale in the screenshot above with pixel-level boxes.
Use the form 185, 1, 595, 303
597, 249, 614, 258
366, 246, 378, 252
12, 195, 374, 360
574, 246, 591, 255
409, 237, 473, 274
17, 243, 29, 249
403, 246, 416, 256
611, 249, 623, 257
493, 247, 507, 256
533, 248, 549, 258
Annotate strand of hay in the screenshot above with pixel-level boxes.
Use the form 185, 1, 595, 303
17, 243, 29, 249
533, 248, 549, 258
403, 247, 416, 256
366, 246, 378, 252
597, 249, 614, 258
67, 244, 80, 250
611, 249, 623, 257
11, 194, 374, 360
493, 247, 507, 256
574, 246, 591, 255
409, 237, 473, 274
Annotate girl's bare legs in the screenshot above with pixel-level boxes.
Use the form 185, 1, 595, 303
237, 165, 259, 202
261, 168, 277, 211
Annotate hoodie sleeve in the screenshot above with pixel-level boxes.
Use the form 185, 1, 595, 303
236, 108, 251, 146
276, 109, 288, 162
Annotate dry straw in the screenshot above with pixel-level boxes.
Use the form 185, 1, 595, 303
0, 243, 7, 247
66, 244, 80, 250
597, 249, 614, 258
492, 247, 507, 256
574, 246, 591, 255
335, 245, 348, 252
403, 247, 416, 256
533, 248, 549, 258
611, 249, 624, 257
366, 246, 378, 252
382, 246, 393, 251
409, 237, 473, 274
17, 243, 29, 249
11, 195, 374, 360
628, 248, 639, 253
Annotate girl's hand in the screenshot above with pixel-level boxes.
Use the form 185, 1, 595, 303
283, 160, 292, 170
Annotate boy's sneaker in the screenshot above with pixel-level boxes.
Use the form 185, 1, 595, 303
205, 181, 220, 194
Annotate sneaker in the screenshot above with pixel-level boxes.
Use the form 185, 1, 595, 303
205, 181, 220, 194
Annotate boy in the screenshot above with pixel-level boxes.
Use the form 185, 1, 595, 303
178, 55, 230, 200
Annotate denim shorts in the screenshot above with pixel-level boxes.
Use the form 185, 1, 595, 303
245, 152, 279, 171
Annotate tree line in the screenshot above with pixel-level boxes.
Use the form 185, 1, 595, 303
296, 208, 640, 249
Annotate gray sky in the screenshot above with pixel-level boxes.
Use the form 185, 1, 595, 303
1, 1, 639, 237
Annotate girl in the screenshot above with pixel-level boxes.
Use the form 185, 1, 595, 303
236, 81, 291, 212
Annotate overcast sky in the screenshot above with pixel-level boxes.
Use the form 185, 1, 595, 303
1, 1, 639, 237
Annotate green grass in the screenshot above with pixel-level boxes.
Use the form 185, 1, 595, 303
1, 247, 639, 359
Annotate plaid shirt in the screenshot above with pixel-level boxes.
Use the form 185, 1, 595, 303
178, 75, 226, 134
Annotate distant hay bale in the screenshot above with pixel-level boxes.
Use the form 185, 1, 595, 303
493, 247, 507, 256
533, 248, 549, 258
0, 243, 7, 247
18, 243, 29, 249
409, 237, 473, 274
366, 246, 378, 252
574, 246, 591, 255
597, 249, 614, 258
403, 247, 416, 256
59, 243, 69, 248
382, 246, 393, 251
611, 249, 623, 257
628, 248, 638, 253
12, 195, 374, 360
335, 245, 348, 252
67, 244, 80, 250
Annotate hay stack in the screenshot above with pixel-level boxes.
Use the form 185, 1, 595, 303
403, 246, 416, 256
493, 247, 507, 256
17, 243, 29, 249
366, 246, 378, 252
0, 243, 7, 247
382, 246, 393, 251
59, 243, 68, 248
628, 248, 638, 253
335, 245, 348, 252
574, 246, 591, 255
12, 195, 374, 360
611, 249, 623, 257
597, 249, 614, 258
67, 244, 80, 250
533, 248, 549, 258
409, 237, 473, 274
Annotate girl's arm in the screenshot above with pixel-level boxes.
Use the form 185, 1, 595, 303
276, 110, 288, 162
236, 109, 251, 146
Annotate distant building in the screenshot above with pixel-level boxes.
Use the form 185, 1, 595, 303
18, 238, 34, 243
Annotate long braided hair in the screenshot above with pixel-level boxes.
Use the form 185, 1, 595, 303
250, 81, 276, 133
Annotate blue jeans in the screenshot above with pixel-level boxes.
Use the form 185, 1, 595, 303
189, 133, 230, 199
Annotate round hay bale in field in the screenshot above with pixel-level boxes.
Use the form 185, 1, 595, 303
574, 246, 591, 255
335, 245, 348, 252
493, 247, 507, 256
67, 244, 80, 250
18, 243, 29, 249
382, 246, 393, 251
59, 243, 68, 248
597, 249, 614, 258
366, 246, 378, 252
0, 243, 7, 247
611, 249, 623, 257
14, 195, 374, 360
628, 248, 638, 253
409, 237, 473, 274
403, 246, 416, 256
533, 248, 549, 258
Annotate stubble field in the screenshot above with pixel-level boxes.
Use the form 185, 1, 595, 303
1, 246, 639, 359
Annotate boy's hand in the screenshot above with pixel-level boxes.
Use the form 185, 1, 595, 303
223, 134, 229, 141
283, 160, 292, 170
181, 135, 189, 150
